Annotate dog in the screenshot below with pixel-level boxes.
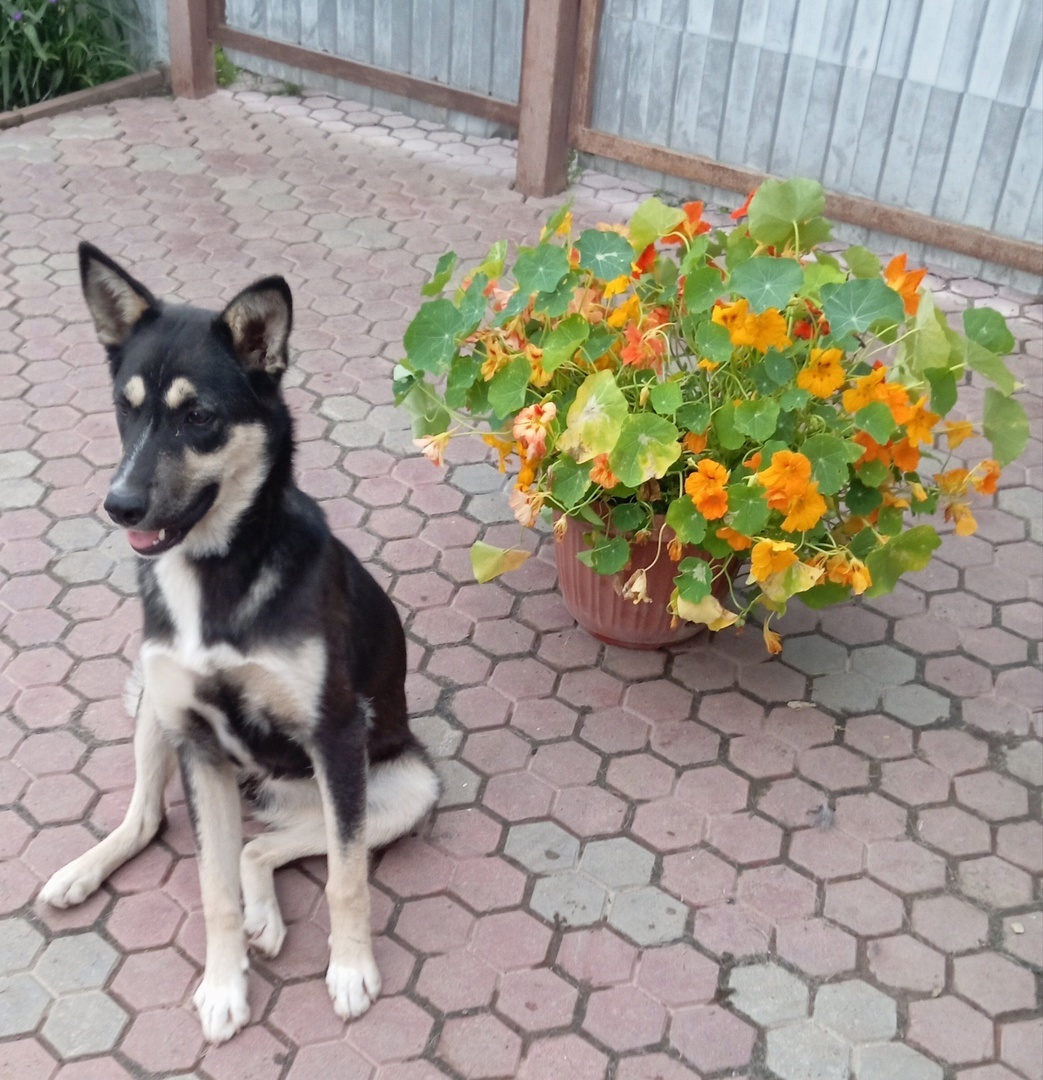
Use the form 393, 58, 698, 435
39, 244, 440, 1044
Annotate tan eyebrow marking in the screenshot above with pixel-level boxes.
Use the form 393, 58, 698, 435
123, 375, 146, 408
164, 377, 197, 410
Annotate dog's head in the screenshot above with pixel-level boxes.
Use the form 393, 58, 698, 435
79, 242, 294, 559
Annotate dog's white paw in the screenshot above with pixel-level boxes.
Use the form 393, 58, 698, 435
193, 971, 250, 1044
326, 956, 381, 1020
39, 862, 101, 909
244, 899, 287, 958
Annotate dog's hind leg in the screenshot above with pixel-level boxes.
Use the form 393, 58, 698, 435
41, 697, 172, 908
365, 750, 440, 849
180, 751, 250, 1045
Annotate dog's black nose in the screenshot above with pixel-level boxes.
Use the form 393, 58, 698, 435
104, 487, 148, 527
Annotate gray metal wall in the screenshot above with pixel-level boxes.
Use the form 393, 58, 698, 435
593, 0, 1042, 247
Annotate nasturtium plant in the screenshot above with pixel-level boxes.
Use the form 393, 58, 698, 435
397, 179, 1027, 653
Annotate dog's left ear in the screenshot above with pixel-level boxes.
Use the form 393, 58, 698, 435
79, 242, 159, 347
219, 278, 293, 376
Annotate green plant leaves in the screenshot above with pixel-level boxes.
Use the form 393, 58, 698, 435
488, 356, 532, 417
726, 484, 771, 536
674, 557, 713, 603
802, 433, 863, 495
666, 498, 708, 545
727, 257, 803, 313
747, 178, 831, 250
734, 399, 781, 442
471, 542, 531, 583
963, 307, 1015, 356
983, 389, 1029, 466
421, 252, 457, 296
609, 414, 681, 487
557, 369, 629, 461
854, 401, 897, 444
842, 245, 882, 278
683, 265, 726, 313
649, 381, 684, 416
576, 534, 631, 575
548, 458, 591, 509
540, 314, 590, 372
513, 244, 571, 297
820, 278, 905, 338
864, 526, 941, 597
403, 299, 464, 373
629, 197, 686, 251
575, 229, 635, 280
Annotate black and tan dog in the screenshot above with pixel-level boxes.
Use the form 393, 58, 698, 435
40, 244, 439, 1043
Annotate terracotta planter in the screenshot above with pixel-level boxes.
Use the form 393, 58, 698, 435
554, 515, 721, 650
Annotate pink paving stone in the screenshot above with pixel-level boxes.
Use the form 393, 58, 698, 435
788, 825, 865, 879
54, 1061, 135, 1080
555, 926, 638, 988
708, 811, 783, 865
908, 996, 995, 1065
660, 848, 737, 907
738, 864, 817, 923
867, 934, 946, 994
22, 773, 95, 824
375, 1064, 449, 1080
448, 685, 512, 730
373, 839, 454, 897
348, 996, 435, 1065
13, 730, 87, 776
80, 742, 135, 793
393, 895, 474, 953
776, 917, 857, 978
0, 858, 39, 916
0, 810, 32, 859
68, 656, 131, 700
728, 732, 796, 778
429, 807, 503, 858
510, 697, 579, 741
797, 744, 870, 790
415, 948, 499, 1013
580, 708, 651, 754
450, 855, 526, 912
913, 894, 990, 954
615, 1053, 701, 1080
426, 645, 492, 686
919, 729, 990, 775
0, 1039, 58, 1080
535, 628, 602, 670
997, 819, 1043, 873
120, 1008, 206, 1074
697, 690, 765, 736
269, 980, 354, 1046
631, 796, 706, 852
824, 879, 904, 936
286, 1040, 374, 1080
867, 838, 947, 895
582, 985, 667, 1053
471, 618, 538, 658
636, 943, 719, 1007
409, 606, 472, 646
516, 1034, 609, 1080
670, 1004, 756, 1073
201, 1024, 286, 1080
530, 740, 601, 788
648, 719, 721, 765
483, 770, 555, 821
472, 910, 552, 972
953, 951, 1038, 1017
13, 684, 80, 729
834, 792, 908, 840
959, 855, 1035, 909
918, 805, 993, 856
558, 668, 625, 709
553, 785, 628, 837
1001, 1018, 1043, 1080
606, 752, 676, 800
624, 680, 694, 723
391, 571, 454, 610
692, 903, 773, 959
496, 968, 578, 1032
757, 776, 826, 828
438, 1014, 521, 1079
675, 764, 749, 813
954, 770, 1030, 821
880, 757, 951, 806
461, 728, 532, 776
488, 657, 557, 701
22, 822, 96, 880
110, 946, 196, 1010
844, 713, 913, 759
955, 1069, 1025, 1080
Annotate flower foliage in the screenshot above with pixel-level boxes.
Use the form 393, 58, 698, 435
395, 178, 1027, 651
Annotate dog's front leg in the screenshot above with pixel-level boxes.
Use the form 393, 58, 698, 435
180, 749, 250, 1044
41, 696, 173, 907
314, 757, 380, 1020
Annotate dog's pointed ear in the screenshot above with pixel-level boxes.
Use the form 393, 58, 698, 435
219, 278, 293, 376
79, 242, 158, 347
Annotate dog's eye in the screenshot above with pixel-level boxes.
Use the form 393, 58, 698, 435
185, 408, 214, 427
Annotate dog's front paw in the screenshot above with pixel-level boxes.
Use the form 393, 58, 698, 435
326, 955, 381, 1020
193, 971, 250, 1044
244, 899, 286, 958
40, 861, 102, 909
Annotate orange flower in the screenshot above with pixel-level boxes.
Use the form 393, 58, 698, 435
884, 253, 927, 315
685, 459, 731, 520
620, 323, 667, 371
902, 396, 939, 447
607, 293, 641, 329
482, 433, 515, 472
757, 450, 812, 500
712, 298, 791, 353
936, 468, 970, 495
589, 454, 619, 490
509, 486, 545, 527
945, 501, 978, 536
781, 482, 827, 532
663, 201, 712, 244
716, 526, 753, 551
944, 420, 974, 449
632, 243, 657, 278
825, 553, 872, 594
842, 368, 887, 413
480, 336, 511, 382
744, 451, 762, 471
683, 430, 708, 454
853, 431, 892, 468
730, 189, 756, 221
891, 437, 920, 473
749, 539, 798, 582
513, 401, 557, 462
797, 347, 846, 397
972, 459, 1001, 496
763, 624, 783, 654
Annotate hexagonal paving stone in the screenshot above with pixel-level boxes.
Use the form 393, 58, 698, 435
41, 990, 128, 1057
767, 1020, 850, 1080
504, 820, 580, 873
496, 968, 577, 1032
0, 917, 44, 972
608, 886, 687, 947
729, 962, 809, 1027
578, 837, 655, 890
34, 933, 119, 993
908, 996, 995, 1065
582, 985, 667, 1053
853, 1041, 943, 1080
814, 979, 897, 1043
529, 871, 607, 929
0, 972, 51, 1036
670, 1004, 756, 1074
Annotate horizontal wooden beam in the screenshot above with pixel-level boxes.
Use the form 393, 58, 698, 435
212, 25, 520, 129
0, 69, 168, 130
574, 127, 1043, 276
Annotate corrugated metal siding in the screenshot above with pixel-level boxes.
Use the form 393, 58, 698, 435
591, 0, 1043, 244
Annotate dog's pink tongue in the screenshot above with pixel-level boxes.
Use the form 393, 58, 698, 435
127, 529, 163, 552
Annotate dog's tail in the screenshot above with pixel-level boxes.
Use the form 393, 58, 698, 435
365, 748, 441, 849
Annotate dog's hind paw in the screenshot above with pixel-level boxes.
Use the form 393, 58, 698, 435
39, 862, 101, 909
327, 956, 381, 1020
194, 972, 250, 1044
244, 899, 286, 958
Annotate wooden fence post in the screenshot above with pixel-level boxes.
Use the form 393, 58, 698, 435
516, 0, 581, 197
167, 0, 216, 98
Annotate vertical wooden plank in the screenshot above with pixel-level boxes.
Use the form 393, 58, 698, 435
993, 106, 1041, 238
847, 74, 901, 198
876, 80, 932, 207
168, 0, 215, 97
373, 1, 409, 73
591, 10, 631, 135
667, 31, 709, 153
933, 94, 992, 221
964, 101, 1021, 229
491, 0, 524, 104
968, 0, 1019, 99
717, 41, 760, 165
906, 87, 961, 216
998, 0, 1042, 106
792, 62, 843, 181
516, 0, 582, 196
622, 22, 681, 147
935, 0, 987, 91
314, 0, 338, 56
745, 46, 789, 172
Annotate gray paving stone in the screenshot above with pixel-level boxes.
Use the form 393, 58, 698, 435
1005, 740, 1043, 787
999, 487, 1043, 541
814, 980, 897, 1044
330, 420, 386, 448
579, 838, 656, 889
850, 645, 916, 688
813, 671, 880, 714
412, 714, 463, 759
41, 990, 128, 1057
34, 934, 119, 993
466, 491, 516, 524
0, 451, 39, 480
0, 478, 44, 509
729, 962, 809, 1027
853, 1041, 943, 1080
767, 1021, 850, 1080
435, 758, 480, 807
320, 394, 371, 422
0, 918, 45, 973
880, 684, 950, 726
0, 973, 50, 1036
608, 886, 687, 946
530, 870, 607, 928
783, 635, 849, 676
504, 821, 580, 873
46, 516, 108, 553
451, 463, 506, 494
52, 549, 117, 584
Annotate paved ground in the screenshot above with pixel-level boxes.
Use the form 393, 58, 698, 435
0, 87, 1040, 1080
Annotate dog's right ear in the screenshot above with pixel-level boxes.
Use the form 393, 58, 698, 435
79, 242, 158, 348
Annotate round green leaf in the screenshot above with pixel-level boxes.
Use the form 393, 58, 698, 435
983, 388, 1029, 466
488, 356, 532, 418
963, 307, 1015, 355
801, 433, 862, 495
540, 314, 590, 372
629, 196, 686, 251
864, 526, 941, 597
727, 256, 803, 314
557, 369, 629, 462
666, 497, 708, 545
575, 228, 636, 281
513, 244, 571, 297
820, 278, 905, 338
609, 414, 681, 487
403, 299, 465, 373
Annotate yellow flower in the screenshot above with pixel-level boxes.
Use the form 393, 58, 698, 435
482, 433, 514, 472
603, 275, 630, 299
946, 501, 978, 536
607, 293, 641, 329
780, 482, 827, 532
748, 539, 798, 583
796, 347, 846, 398
685, 459, 730, 520
712, 298, 792, 353
842, 367, 886, 413
944, 420, 974, 449
763, 624, 783, 654
902, 396, 939, 447
555, 211, 573, 236
698, 358, 720, 372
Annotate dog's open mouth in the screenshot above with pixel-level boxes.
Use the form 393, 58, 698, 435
126, 485, 218, 556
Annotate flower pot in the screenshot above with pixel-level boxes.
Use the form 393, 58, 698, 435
554, 516, 718, 649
